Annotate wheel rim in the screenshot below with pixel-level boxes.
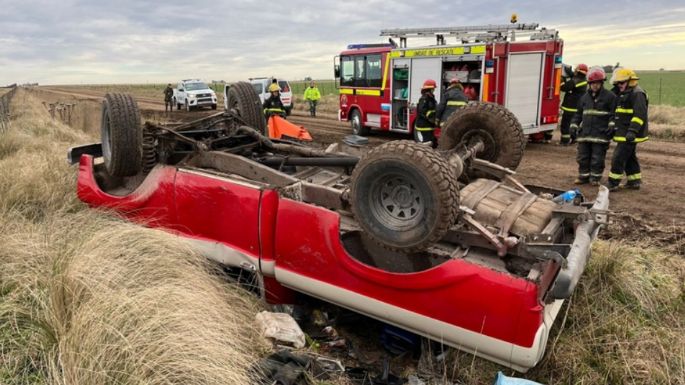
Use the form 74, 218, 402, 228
101, 107, 112, 167
369, 173, 424, 230
351, 113, 361, 134
461, 129, 498, 161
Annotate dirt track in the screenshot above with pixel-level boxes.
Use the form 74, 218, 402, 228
38, 86, 685, 254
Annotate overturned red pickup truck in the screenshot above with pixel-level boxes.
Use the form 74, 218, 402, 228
69, 83, 609, 372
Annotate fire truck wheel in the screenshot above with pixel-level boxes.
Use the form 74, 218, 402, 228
101, 93, 142, 177
350, 109, 370, 136
227, 81, 267, 134
438, 102, 525, 175
351, 140, 460, 253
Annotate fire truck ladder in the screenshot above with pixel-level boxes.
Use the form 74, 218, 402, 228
380, 24, 556, 47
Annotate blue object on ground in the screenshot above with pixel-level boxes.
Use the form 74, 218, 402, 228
493, 371, 544, 385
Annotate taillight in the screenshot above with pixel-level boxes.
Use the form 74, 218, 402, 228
542, 115, 559, 124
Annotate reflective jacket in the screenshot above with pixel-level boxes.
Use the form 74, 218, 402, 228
612, 86, 649, 143
560, 75, 588, 113
304, 87, 321, 101
263, 94, 285, 117
415, 92, 437, 131
570, 87, 616, 143
436, 86, 468, 122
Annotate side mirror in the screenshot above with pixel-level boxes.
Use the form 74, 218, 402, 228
334, 64, 340, 79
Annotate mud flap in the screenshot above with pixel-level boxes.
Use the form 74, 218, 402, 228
67, 143, 102, 165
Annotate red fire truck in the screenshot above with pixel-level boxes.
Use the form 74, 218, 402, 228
335, 24, 564, 140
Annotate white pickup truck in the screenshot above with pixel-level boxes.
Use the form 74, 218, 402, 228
173, 79, 217, 111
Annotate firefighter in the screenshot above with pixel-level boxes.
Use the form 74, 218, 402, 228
436, 78, 468, 127
559, 64, 588, 145
414, 79, 438, 147
263, 83, 286, 119
303, 81, 321, 117
569, 67, 616, 185
164, 83, 174, 112
606, 68, 648, 191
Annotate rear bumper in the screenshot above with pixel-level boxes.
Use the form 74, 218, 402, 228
549, 186, 610, 299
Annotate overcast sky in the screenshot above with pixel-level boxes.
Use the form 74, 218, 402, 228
1, 0, 684, 85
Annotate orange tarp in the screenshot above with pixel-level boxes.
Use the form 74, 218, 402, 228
267, 115, 313, 141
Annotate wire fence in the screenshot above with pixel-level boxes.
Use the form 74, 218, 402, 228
0, 86, 17, 133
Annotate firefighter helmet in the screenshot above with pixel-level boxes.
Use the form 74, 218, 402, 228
268, 83, 281, 92
421, 79, 437, 90
587, 67, 606, 83
612, 68, 639, 86
575, 63, 589, 75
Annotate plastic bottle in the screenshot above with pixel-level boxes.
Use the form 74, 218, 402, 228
552, 189, 579, 203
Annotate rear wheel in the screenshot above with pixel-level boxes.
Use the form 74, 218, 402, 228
350, 109, 370, 136
350, 141, 459, 253
227, 82, 267, 134
101, 93, 142, 177
438, 102, 525, 176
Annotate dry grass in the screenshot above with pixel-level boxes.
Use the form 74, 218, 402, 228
419, 241, 685, 385
649, 105, 685, 141
292, 94, 339, 115
0, 88, 267, 385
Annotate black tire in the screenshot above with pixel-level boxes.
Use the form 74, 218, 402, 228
350, 109, 370, 136
101, 93, 142, 177
350, 140, 460, 253
212, 104, 217, 110
438, 102, 525, 173
227, 82, 266, 134
176, 100, 181, 110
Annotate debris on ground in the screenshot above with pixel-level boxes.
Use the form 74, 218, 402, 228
256, 311, 306, 348
494, 371, 545, 385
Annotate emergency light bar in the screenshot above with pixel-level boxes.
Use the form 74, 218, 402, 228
380, 24, 540, 38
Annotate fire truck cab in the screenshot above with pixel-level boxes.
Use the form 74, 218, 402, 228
335, 24, 564, 139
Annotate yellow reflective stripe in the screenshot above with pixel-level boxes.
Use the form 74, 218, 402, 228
608, 172, 624, 180
627, 173, 642, 181
561, 106, 577, 112
575, 81, 588, 87
415, 126, 435, 131
583, 109, 610, 116
446, 101, 467, 106
577, 137, 609, 143
471, 45, 486, 54
561, 134, 571, 138
613, 136, 649, 143
381, 53, 390, 91
631, 116, 644, 126
356, 89, 381, 96
339, 88, 353, 95
264, 108, 284, 112
615, 108, 634, 114
426, 110, 435, 117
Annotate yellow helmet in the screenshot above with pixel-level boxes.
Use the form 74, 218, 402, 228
612, 68, 639, 86
268, 83, 281, 92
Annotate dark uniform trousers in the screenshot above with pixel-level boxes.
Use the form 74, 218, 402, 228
577, 142, 609, 181
609, 142, 641, 184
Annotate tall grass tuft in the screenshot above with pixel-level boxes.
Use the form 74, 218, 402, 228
1, 88, 266, 385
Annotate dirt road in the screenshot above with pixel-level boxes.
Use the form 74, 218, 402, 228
37, 86, 685, 254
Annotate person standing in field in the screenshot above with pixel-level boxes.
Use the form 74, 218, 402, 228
164, 83, 174, 112
569, 67, 616, 186
304, 81, 321, 117
436, 78, 468, 127
606, 68, 649, 191
559, 64, 588, 145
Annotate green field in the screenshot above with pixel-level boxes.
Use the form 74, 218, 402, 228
631, 71, 685, 106
289, 80, 338, 97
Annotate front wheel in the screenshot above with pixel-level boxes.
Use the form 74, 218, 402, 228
350, 109, 370, 136
212, 104, 217, 110
350, 141, 460, 253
